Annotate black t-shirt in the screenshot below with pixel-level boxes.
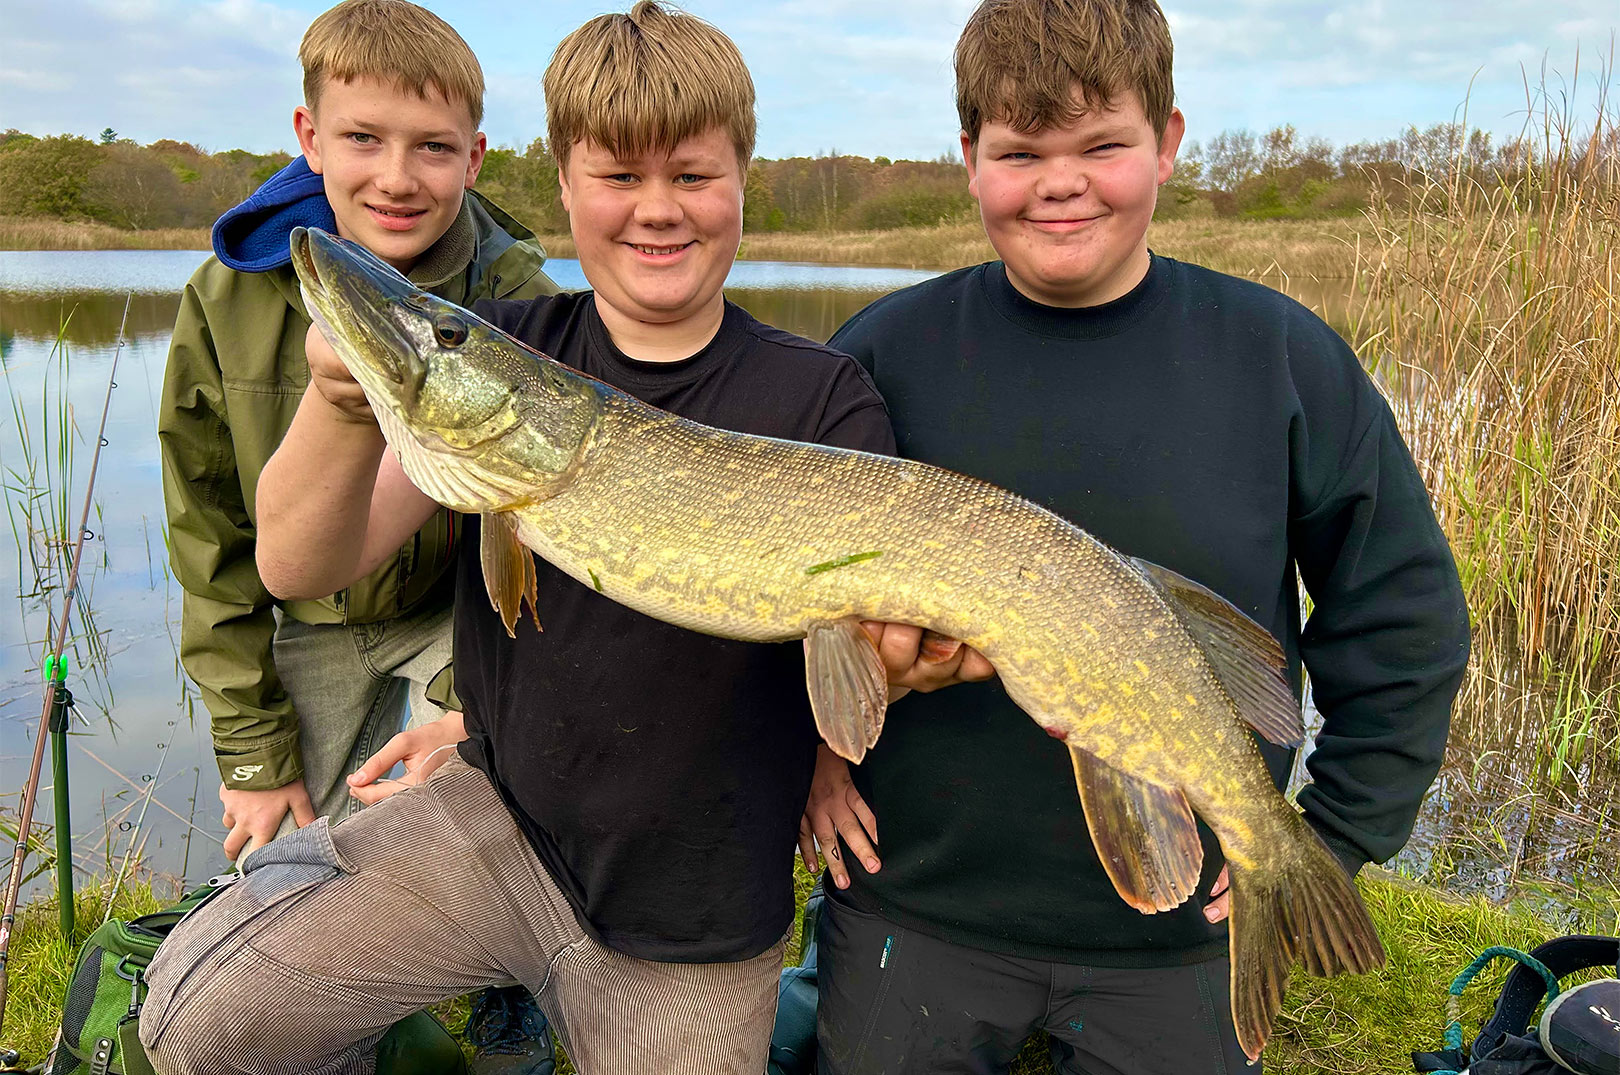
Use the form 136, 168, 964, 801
454, 292, 894, 962
828, 256, 1468, 966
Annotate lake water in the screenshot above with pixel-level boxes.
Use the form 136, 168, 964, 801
0, 250, 1604, 923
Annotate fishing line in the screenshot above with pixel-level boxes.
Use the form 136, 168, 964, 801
0, 294, 132, 1033
370, 742, 462, 791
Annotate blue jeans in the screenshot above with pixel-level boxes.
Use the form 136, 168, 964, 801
271, 601, 454, 830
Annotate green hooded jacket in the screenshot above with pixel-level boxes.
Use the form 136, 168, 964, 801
160, 191, 558, 790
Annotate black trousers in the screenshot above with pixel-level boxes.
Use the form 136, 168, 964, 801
815, 894, 1255, 1075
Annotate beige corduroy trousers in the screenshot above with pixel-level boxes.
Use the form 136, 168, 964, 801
139, 755, 783, 1075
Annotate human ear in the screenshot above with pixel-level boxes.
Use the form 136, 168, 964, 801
960, 132, 980, 200
464, 132, 488, 188
1156, 108, 1186, 186
294, 105, 323, 173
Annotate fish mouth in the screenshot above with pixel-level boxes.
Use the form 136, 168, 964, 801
291, 226, 424, 389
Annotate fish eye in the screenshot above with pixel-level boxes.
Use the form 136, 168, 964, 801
433, 315, 468, 347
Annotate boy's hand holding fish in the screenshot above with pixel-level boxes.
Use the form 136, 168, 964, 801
304, 321, 376, 423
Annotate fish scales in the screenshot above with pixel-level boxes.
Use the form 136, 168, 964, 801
519, 391, 1276, 841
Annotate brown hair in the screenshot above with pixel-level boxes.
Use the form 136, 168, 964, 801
955, 0, 1174, 145
300, 0, 485, 129
544, 1, 756, 171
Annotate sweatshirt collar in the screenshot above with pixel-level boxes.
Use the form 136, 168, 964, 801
980, 254, 1171, 341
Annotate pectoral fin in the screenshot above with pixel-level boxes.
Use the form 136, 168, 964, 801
480, 511, 540, 637
804, 617, 889, 763
1070, 746, 1203, 913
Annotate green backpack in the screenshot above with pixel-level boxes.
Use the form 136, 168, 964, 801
47, 876, 465, 1075
47, 880, 227, 1075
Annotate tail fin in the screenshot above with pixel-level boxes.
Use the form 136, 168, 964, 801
1226, 821, 1385, 1061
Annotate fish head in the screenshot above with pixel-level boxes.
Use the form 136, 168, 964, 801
291, 226, 602, 511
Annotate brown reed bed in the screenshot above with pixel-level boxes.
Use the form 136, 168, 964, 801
1349, 89, 1620, 836
540, 216, 1364, 278
6, 211, 1362, 281
0, 216, 210, 251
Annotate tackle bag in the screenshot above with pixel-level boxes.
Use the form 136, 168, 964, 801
46, 874, 466, 1075
767, 883, 825, 1075
1412, 935, 1620, 1075
47, 877, 232, 1075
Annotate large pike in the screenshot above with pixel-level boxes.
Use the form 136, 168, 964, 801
291, 226, 1383, 1059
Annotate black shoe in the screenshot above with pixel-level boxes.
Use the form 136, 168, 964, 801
465, 986, 557, 1075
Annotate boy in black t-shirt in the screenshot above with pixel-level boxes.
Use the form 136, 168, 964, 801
800, 0, 1470, 1071
140, 5, 891, 1075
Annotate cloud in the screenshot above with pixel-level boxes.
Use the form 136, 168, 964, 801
2, 0, 306, 151
0, 0, 1613, 162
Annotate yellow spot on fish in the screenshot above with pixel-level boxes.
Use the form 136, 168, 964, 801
1081, 622, 1099, 639
1134, 660, 1151, 676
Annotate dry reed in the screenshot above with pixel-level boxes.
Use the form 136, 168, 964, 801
534, 217, 1365, 277
5, 212, 1364, 280
1351, 84, 1620, 807
0, 216, 210, 251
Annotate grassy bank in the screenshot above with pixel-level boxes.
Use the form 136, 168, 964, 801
5, 869, 1577, 1074
4, 214, 1362, 281
3, 879, 166, 1063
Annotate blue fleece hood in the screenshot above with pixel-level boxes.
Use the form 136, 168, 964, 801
211, 156, 336, 272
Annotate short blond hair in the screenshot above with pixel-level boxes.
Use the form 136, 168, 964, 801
955, 0, 1174, 145
301, 0, 485, 129
544, 1, 756, 172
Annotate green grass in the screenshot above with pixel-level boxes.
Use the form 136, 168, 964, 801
1002, 868, 1576, 1074
1, 878, 166, 1063
6, 867, 1588, 1074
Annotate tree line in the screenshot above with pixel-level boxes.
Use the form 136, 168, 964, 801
2, 121, 1607, 234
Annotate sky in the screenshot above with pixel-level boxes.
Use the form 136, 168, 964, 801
1, 1, 1615, 163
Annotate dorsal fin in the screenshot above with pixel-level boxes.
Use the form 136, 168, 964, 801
1129, 557, 1303, 748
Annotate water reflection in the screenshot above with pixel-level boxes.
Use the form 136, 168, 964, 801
1, 292, 182, 350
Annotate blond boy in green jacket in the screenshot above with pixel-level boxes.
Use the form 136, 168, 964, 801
160, 0, 556, 863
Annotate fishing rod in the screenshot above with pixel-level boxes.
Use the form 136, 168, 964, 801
0, 294, 131, 1035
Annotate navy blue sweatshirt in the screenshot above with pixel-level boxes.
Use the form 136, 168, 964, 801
829, 256, 1469, 966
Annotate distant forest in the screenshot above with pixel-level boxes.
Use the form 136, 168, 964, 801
0, 122, 1567, 234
